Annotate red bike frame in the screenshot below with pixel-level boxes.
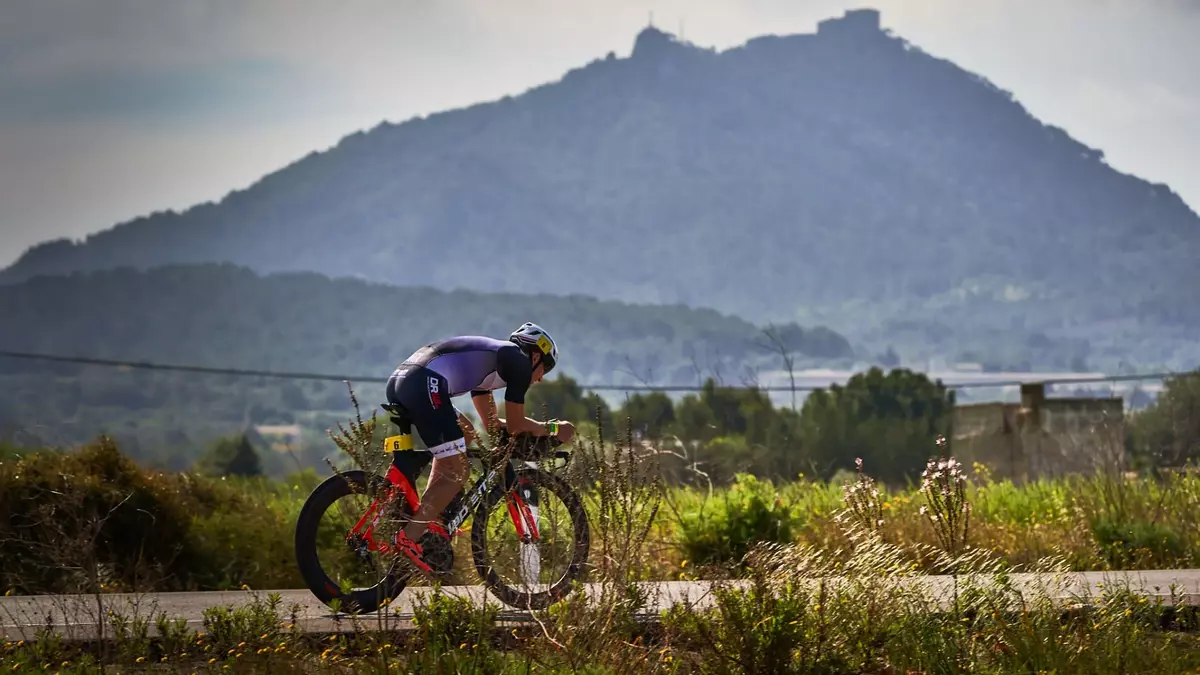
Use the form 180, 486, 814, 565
345, 452, 540, 559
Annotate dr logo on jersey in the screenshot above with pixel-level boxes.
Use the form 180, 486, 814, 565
427, 376, 442, 409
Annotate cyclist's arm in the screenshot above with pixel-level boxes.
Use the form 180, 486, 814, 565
495, 346, 554, 437
470, 391, 501, 434
455, 406, 483, 448
503, 401, 555, 437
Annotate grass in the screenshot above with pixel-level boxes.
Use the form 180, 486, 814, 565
8, 580, 1200, 674
4, 436, 1200, 597
651, 467, 1200, 579
6, 520, 1200, 673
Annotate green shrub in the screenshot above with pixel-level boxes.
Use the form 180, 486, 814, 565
0, 436, 297, 594
411, 587, 499, 655
1091, 517, 1185, 569
677, 473, 795, 568
664, 577, 834, 675
0, 437, 206, 594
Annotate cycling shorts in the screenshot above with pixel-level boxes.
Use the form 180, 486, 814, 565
384, 365, 467, 459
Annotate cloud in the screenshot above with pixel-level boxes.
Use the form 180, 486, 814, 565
1, 1, 260, 79
0, 59, 303, 123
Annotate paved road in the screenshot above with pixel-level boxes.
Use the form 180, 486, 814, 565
3, 569, 1199, 641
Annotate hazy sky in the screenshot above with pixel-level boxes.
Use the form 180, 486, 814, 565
1, 0, 1197, 267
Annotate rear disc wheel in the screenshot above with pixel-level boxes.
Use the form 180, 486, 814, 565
294, 469, 413, 614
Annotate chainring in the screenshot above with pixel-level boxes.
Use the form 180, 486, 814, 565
419, 531, 456, 578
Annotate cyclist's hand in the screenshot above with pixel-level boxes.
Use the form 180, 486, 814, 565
554, 421, 575, 444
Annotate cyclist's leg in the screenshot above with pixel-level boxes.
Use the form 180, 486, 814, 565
394, 367, 470, 544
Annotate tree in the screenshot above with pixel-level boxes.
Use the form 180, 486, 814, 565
666, 378, 804, 483
523, 374, 611, 426
1127, 369, 1200, 469
195, 433, 263, 477
879, 345, 900, 368
616, 392, 676, 439
280, 382, 310, 409
798, 367, 954, 485
755, 323, 798, 410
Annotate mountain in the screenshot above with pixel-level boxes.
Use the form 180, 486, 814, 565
0, 263, 851, 464
4, 9, 1198, 370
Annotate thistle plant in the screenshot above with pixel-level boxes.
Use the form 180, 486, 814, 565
918, 437, 971, 560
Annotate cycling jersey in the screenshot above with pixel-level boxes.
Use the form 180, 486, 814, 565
384, 336, 534, 458
395, 336, 534, 403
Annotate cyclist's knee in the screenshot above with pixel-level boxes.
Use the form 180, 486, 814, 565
431, 444, 470, 483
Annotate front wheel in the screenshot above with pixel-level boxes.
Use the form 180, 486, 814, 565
470, 466, 591, 610
294, 470, 413, 614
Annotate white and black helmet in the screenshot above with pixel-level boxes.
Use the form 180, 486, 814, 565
509, 322, 559, 374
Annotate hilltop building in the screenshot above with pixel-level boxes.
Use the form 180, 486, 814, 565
817, 8, 882, 36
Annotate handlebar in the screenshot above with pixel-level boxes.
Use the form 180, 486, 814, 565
495, 428, 564, 448
484, 427, 569, 464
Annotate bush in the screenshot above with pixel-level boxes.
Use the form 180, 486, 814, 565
1091, 517, 1185, 569
677, 473, 795, 568
0, 436, 299, 595
0, 437, 205, 594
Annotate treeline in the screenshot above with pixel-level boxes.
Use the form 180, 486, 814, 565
528, 366, 1200, 486
526, 366, 955, 486
0, 437, 308, 595
23, 362, 1188, 490
3, 363, 1198, 597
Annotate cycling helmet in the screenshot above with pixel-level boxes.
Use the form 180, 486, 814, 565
509, 322, 559, 374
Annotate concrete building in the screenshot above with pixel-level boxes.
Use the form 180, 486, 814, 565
951, 383, 1125, 482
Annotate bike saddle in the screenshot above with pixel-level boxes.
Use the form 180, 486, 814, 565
380, 403, 412, 428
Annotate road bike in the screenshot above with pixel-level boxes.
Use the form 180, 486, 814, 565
293, 403, 591, 614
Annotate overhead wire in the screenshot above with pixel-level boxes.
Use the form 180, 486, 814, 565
0, 349, 1182, 393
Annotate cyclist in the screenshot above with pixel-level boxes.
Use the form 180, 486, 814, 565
384, 322, 575, 575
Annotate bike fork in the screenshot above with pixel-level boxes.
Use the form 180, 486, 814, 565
506, 465, 542, 585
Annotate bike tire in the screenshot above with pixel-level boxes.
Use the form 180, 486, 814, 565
470, 466, 590, 610
294, 469, 412, 615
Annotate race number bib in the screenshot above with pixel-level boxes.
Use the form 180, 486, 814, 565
383, 434, 413, 453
